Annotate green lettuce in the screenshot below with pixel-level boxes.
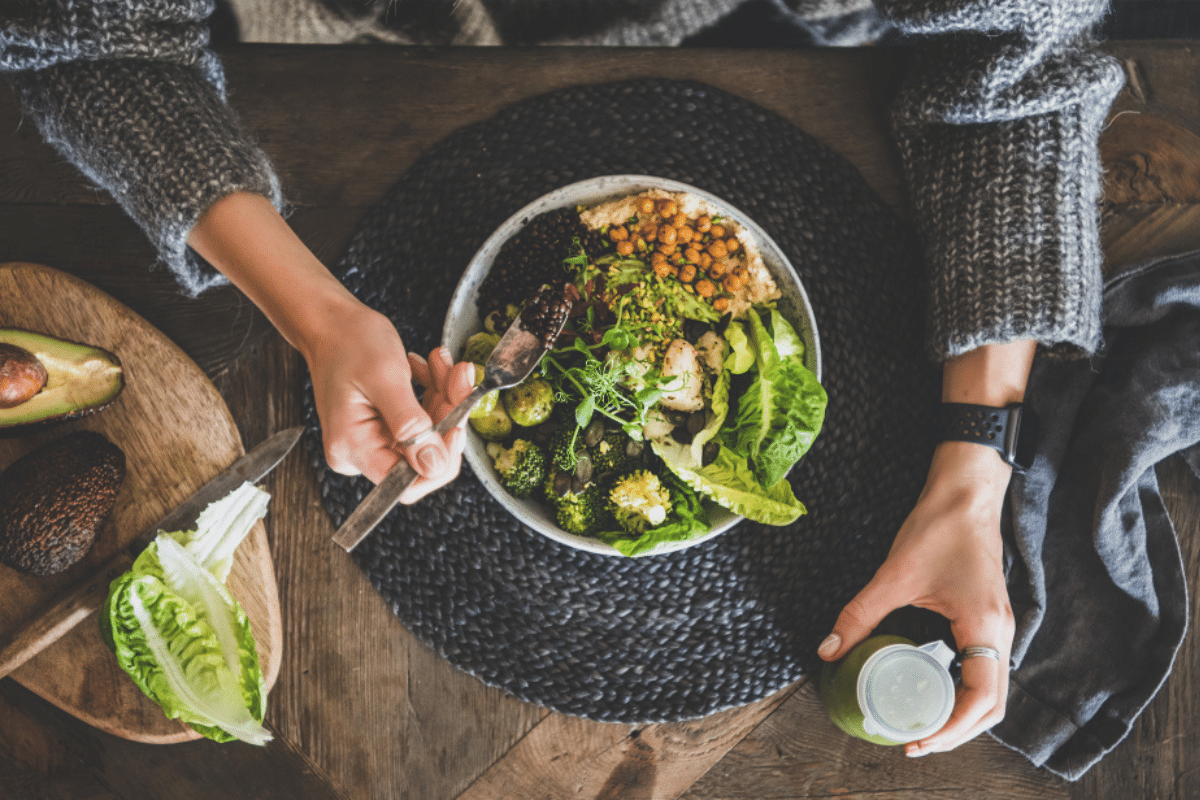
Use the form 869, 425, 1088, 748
725, 308, 826, 488
100, 483, 271, 745
652, 439, 806, 526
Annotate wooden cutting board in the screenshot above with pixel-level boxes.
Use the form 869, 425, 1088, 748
0, 262, 283, 743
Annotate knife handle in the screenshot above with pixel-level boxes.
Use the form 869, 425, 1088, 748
0, 549, 135, 679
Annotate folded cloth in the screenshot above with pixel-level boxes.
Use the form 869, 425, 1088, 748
995, 249, 1200, 779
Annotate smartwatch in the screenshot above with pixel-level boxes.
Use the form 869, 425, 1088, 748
936, 402, 1039, 471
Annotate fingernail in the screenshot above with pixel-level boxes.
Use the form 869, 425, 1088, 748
907, 746, 926, 758
439, 346, 452, 362
818, 633, 841, 659
416, 445, 444, 475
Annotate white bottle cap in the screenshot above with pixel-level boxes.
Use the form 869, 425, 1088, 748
856, 641, 955, 743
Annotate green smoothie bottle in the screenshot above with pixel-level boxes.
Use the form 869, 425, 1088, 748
819, 636, 956, 746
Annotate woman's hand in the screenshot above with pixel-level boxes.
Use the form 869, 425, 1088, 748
817, 338, 1036, 756
307, 302, 475, 502
188, 191, 475, 501
817, 441, 1016, 756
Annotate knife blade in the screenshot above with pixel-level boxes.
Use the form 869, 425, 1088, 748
0, 425, 305, 679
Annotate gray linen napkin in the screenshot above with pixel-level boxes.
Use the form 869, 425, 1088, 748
993, 250, 1200, 779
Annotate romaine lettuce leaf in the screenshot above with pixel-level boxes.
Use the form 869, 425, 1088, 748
652, 439, 806, 526
101, 483, 271, 745
726, 308, 826, 488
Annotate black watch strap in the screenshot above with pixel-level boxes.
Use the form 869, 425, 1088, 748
936, 402, 1038, 471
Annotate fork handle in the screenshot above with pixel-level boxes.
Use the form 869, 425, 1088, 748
331, 383, 489, 552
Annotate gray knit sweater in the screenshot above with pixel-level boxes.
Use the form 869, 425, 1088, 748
0, 0, 1125, 362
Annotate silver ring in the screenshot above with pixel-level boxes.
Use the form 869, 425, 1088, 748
397, 427, 437, 450
960, 646, 1001, 661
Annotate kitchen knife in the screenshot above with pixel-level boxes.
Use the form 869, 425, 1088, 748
0, 425, 305, 679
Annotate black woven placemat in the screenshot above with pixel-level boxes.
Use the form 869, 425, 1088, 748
303, 79, 939, 722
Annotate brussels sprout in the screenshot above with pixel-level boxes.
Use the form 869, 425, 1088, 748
502, 378, 555, 427
468, 364, 499, 420
463, 332, 500, 365
469, 405, 513, 441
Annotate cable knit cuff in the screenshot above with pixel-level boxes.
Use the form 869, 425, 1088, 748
894, 94, 1117, 363
9, 57, 282, 296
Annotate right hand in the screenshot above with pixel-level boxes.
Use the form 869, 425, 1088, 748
307, 301, 474, 503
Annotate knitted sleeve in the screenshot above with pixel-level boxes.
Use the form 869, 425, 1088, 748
878, 0, 1125, 361
0, 0, 282, 295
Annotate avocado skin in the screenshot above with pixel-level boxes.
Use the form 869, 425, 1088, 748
0, 431, 126, 576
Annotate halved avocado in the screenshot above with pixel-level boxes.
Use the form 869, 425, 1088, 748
0, 328, 125, 434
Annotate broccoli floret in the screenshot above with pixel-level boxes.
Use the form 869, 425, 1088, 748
493, 439, 547, 499
608, 470, 672, 535
555, 484, 607, 536
591, 429, 635, 475
548, 425, 583, 471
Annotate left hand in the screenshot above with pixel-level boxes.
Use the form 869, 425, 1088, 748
817, 441, 1017, 756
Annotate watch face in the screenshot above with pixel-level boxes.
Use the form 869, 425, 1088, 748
1011, 406, 1039, 471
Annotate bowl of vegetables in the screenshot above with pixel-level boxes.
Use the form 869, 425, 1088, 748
443, 175, 826, 556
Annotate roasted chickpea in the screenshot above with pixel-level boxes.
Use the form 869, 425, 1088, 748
658, 225, 678, 245
734, 265, 750, 280
725, 237, 740, 253
684, 246, 702, 263
616, 240, 635, 256
723, 273, 745, 292
679, 264, 697, 282
713, 297, 731, 313
707, 260, 728, 278
710, 224, 726, 239
677, 226, 695, 244
695, 216, 712, 233
610, 225, 629, 242
654, 261, 673, 278
698, 252, 713, 269
651, 251, 668, 266
641, 221, 659, 240
657, 199, 678, 217
638, 197, 656, 215
657, 241, 678, 255
695, 279, 715, 298
708, 240, 729, 259
671, 212, 688, 228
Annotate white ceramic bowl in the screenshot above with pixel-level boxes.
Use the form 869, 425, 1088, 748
443, 175, 821, 556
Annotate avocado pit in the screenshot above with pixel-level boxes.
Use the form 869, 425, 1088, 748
0, 343, 48, 408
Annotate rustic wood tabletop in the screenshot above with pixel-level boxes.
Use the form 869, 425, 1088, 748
1, 42, 1199, 800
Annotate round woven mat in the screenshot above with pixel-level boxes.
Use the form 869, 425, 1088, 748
304, 79, 939, 722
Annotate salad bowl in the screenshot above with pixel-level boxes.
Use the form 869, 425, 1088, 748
443, 175, 821, 556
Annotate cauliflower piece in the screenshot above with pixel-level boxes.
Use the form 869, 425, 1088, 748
608, 470, 672, 535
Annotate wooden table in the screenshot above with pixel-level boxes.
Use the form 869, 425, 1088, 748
2, 42, 1199, 800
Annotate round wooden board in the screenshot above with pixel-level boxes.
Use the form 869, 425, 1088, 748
0, 263, 282, 743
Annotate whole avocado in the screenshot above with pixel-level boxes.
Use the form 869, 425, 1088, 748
0, 431, 126, 575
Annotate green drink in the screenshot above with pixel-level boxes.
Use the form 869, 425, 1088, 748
819, 636, 955, 746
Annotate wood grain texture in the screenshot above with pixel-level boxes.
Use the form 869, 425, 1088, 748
0, 263, 282, 743
678, 683, 1067, 800
458, 684, 799, 800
